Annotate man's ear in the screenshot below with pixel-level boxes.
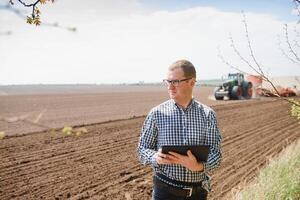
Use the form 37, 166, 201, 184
190, 78, 196, 87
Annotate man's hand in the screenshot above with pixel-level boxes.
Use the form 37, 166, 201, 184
167, 150, 204, 172
154, 149, 175, 165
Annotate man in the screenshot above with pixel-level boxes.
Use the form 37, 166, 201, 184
138, 60, 222, 200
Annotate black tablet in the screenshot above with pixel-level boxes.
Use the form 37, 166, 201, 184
161, 145, 210, 162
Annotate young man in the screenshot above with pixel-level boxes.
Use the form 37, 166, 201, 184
138, 60, 222, 200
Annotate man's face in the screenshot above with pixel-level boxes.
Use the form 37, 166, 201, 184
166, 68, 194, 101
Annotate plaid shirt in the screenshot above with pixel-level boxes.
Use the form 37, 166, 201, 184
138, 98, 222, 189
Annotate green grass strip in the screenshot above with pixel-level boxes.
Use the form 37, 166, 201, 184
234, 140, 300, 200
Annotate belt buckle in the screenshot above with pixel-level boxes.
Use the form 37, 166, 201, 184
184, 187, 193, 197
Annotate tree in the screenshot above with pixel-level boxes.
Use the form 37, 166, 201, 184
218, 11, 300, 120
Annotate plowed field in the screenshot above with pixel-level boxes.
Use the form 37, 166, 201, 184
1, 98, 300, 200
0, 86, 222, 136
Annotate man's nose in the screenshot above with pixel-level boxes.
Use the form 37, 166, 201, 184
168, 83, 175, 90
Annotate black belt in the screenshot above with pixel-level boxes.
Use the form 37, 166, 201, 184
156, 173, 203, 186
154, 174, 204, 198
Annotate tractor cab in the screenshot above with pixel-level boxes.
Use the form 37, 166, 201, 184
228, 73, 244, 85
228, 73, 244, 82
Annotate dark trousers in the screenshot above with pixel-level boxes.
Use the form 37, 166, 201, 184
152, 179, 208, 200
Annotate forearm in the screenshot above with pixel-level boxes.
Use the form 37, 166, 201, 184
138, 110, 159, 167
138, 146, 158, 167
203, 150, 222, 172
204, 110, 222, 172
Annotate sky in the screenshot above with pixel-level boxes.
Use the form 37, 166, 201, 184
0, 0, 300, 84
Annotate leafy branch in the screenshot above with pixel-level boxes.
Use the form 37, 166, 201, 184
290, 98, 300, 119
9, 0, 53, 26
1, 2, 76, 32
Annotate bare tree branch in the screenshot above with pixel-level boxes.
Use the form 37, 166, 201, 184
229, 34, 262, 76
293, 38, 300, 48
238, 12, 299, 97
277, 34, 300, 65
294, 0, 300, 22
294, 25, 300, 39
16, 0, 40, 7
15, 0, 41, 19
219, 12, 284, 97
292, 26, 300, 48
284, 24, 300, 62
241, 11, 265, 75
217, 47, 251, 76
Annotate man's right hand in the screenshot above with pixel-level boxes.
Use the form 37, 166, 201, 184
154, 149, 175, 165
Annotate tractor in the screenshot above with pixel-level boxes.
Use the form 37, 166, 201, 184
214, 73, 253, 100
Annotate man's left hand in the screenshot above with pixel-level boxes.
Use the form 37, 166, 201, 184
167, 150, 204, 172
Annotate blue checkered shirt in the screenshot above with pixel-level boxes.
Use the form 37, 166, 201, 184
138, 98, 222, 188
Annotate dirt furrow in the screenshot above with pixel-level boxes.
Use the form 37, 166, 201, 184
1, 98, 300, 200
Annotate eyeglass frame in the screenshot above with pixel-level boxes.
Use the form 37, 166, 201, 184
163, 77, 193, 87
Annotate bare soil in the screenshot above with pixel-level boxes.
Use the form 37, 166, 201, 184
0, 86, 226, 136
1, 96, 299, 200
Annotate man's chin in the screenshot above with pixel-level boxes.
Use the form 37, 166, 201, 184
169, 94, 177, 100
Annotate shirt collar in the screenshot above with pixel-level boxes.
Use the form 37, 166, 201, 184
171, 98, 196, 112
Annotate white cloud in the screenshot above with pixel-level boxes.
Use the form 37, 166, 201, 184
0, 1, 299, 84
291, 8, 299, 16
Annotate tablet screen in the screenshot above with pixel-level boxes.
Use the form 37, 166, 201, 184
161, 145, 210, 162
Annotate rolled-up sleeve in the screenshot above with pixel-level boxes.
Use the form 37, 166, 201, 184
203, 110, 222, 172
137, 111, 159, 167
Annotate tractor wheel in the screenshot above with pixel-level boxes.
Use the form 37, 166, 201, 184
214, 86, 224, 100
231, 85, 242, 100
243, 82, 253, 99
246, 87, 253, 99
245, 82, 253, 99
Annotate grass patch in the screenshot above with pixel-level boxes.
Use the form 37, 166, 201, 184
233, 140, 300, 200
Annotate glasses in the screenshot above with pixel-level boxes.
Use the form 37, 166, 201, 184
163, 78, 192, 87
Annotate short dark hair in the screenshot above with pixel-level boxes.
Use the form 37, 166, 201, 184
169, 59, 196, 79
